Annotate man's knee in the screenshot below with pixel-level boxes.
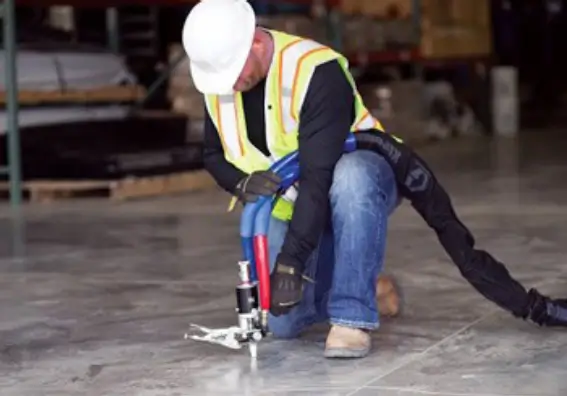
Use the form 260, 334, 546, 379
330, 151, 397, 207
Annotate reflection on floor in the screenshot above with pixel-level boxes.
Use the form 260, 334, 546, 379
1, 132, 567, 395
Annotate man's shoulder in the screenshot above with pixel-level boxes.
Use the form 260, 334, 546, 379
312, 59, 346, 78
308, 59, 351, 92
300, 59, 354, 117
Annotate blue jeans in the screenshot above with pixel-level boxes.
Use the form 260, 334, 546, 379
267, 150, 400, 339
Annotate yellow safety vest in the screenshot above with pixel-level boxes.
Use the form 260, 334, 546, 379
204, 29, 394, 221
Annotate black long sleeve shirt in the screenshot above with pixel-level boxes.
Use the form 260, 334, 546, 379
203, 60, 355, 269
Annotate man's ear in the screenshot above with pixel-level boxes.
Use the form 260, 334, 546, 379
252, 28, 263, 46
251, 31, 264, 52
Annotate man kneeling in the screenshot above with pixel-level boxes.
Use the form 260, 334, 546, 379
182, 0, 402, 358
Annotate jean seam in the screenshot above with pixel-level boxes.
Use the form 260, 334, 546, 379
329, 318, 380, 330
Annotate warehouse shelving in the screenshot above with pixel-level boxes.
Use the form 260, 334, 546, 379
4, 0, 492, 207
12, 0, 423, 67
3, 0, 22, 207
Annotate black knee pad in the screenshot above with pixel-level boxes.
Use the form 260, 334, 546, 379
353, 130, 530, 318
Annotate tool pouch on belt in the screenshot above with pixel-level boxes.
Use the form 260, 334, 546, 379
354, 130, 532, 319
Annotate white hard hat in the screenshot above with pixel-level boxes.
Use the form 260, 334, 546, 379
182, 0, 256, 95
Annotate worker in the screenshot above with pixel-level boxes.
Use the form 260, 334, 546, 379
182, 0, 567, 358
182, 0, 402, 358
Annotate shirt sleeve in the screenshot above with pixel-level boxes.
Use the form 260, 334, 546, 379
203, 109, 248, 194
277, 60, 355, 269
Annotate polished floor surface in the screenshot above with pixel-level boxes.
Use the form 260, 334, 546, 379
1, 131, 567, 396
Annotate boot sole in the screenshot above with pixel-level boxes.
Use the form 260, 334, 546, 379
324, 346, 370, 359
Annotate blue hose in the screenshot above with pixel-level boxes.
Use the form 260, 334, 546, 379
239, 133, 358, 281
240, 151, 300, 280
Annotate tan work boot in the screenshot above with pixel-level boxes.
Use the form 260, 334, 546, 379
376, 274, 402, 317
324, 325, 371, 358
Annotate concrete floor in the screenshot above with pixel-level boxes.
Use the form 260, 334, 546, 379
1, 132, 567, 396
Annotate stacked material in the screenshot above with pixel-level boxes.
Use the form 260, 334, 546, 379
359, 80, 428, 143
343, 17, 384, 52
339, 0, 491, 59
0, 48, 143, 132
421, 0, 491, 59
256, 15, 329, 45
339, 0, 418, 53
339, 0, 413, 18
167, 43, 204, 122
0, 49, 142, 104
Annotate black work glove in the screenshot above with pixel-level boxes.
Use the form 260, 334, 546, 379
234, 170, 281, 203
525, 288, 567, 327
270, 261, 310, 316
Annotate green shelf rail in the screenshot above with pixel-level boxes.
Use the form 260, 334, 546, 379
2, 0, 23, 208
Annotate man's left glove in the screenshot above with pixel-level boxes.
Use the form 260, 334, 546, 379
526, 288, 567, 327
234, 170, 281, 204
270, 261, 308, 316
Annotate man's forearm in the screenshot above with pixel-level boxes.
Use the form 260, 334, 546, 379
203, 152, 247, 194
277, 60, 354, 270
278, 167, 335, 269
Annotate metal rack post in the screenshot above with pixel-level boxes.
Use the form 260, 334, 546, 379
106, 7, 120, 53
3, 0, 23, 208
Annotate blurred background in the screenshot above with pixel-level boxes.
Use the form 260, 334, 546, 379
0, 0, 565, 203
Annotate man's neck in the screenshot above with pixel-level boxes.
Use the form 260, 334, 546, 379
258, 28, 275, 77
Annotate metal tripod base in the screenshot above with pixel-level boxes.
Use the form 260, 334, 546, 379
185, 323, 263, 358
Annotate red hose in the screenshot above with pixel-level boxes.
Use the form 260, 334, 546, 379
253, 235, 271, 311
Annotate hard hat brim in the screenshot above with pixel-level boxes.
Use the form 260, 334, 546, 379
188, 4, 256, 95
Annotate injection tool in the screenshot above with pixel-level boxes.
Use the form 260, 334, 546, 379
185, 133, 358, 358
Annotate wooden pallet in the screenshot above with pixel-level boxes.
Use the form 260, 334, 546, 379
0, 170, 216, 203
0, 85, 147, 105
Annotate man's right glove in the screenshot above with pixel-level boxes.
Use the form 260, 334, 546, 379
234, 170, 281, 204
269, 262, 304, 317
525, 288, 567, 327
